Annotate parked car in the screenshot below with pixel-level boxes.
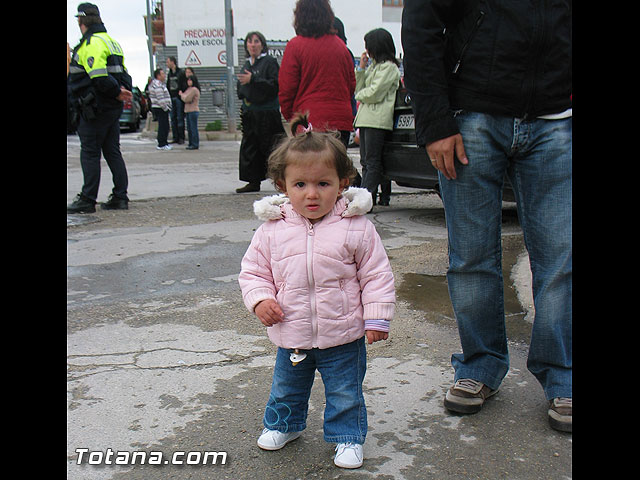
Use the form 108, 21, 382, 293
119, 87, 142, 132
381, 82, 514, 201
137, 86, 149, 119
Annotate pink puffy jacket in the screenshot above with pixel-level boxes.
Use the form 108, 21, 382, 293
239, 188, 396, 350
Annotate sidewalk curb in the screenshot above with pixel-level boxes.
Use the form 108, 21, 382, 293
140, 118, 242, 141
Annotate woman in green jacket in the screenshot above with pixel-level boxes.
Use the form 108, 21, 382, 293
354, 28, 401, 207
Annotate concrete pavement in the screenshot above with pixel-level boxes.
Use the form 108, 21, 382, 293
67, 132, 571, 479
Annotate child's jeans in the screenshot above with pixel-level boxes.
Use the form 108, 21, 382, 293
263, 336, 367, 444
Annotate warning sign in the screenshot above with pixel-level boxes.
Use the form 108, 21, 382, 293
177, 27, 238, 68
185, 50, 201, 66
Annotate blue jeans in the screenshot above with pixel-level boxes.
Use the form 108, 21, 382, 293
264, 337, 367, 444
185, 111, 199, 148
439, 111, 572, 400
170, 97, 185, 142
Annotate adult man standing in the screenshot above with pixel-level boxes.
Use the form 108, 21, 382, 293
67, 2, 132, 213
166, 56, 187, 145
402, 0, 572, 432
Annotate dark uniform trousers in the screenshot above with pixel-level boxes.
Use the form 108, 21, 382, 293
77, 105, 128, 202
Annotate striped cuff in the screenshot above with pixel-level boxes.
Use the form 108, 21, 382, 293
365, 319, 390, 332
242, 287, 276, 313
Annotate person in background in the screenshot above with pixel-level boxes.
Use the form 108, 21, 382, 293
235, 31, 285, 193
354, 28, 401, 208
144, 76, 155, 121
179, 75, 201, 150
402, 0, 572, 432
184, 67, 201, 89
278, 0, 355, 147
148, 68, 172, 151
67, 2, 132, 213
166, 56, 187, 144
333, 16, 362, 187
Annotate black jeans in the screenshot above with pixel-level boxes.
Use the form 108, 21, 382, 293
153, 107, 170, 147
77, 106, 128, 202
359, 127, 390, 203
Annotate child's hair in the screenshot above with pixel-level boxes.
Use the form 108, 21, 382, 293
267, 113, 357, 192
364, 28, 400, 67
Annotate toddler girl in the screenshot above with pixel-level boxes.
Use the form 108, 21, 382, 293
238, 114, 396, 469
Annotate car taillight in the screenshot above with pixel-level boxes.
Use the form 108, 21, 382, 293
123, 100, 132, 109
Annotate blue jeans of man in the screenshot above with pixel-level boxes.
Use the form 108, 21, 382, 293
264, 337, 367, 444
439, 111, 572, 401
170, 96, 185, 142
77, 105, 128, 202
185, 111, 199, 148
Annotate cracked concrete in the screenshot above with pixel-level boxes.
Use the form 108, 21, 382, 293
67, 134, 571, 479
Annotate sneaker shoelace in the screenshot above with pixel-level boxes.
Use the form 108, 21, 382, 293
555, 397, 572, 407
335, 442, 361, 458
456, 378, 482, 390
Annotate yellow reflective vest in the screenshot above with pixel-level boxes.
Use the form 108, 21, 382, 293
69, 29, 132, 112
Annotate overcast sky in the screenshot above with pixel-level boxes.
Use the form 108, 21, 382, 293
67, 0, 153, 89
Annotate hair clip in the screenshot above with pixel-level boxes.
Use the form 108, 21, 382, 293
301, 122, 313, 134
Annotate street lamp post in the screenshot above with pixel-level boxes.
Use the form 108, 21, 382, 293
224, 0, 237, 133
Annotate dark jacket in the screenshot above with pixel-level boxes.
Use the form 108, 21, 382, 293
237, 54, 281, 110
401, 0, 572, 146
167, 67, 187, 98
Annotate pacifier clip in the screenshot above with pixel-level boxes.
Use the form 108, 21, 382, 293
289, 348, 307, 366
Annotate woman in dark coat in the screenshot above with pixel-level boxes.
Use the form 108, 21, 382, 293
236, 31, 285, 193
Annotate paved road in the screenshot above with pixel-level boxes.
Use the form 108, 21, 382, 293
67, 133, 571, 479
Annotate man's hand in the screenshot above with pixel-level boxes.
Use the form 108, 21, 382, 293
365, 330, 388, 344
426, 133, 469, 180
255, 299, 284, 327
116, 87, 133, 102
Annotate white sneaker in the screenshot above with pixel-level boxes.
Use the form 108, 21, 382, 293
334, 442, 363, 469
257, 428, 301, 450
156, 144, 172, 150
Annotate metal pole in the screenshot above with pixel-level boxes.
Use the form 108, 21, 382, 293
145, 0, 154, 79
224, 0, 237, 133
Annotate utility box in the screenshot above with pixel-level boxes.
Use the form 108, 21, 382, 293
211, 88, 224, 107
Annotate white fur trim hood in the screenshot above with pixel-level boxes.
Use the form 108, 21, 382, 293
253, 187, 373, 222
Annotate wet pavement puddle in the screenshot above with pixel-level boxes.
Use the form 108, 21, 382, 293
397, 237, 533, 344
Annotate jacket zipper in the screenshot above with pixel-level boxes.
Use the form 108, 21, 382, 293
452, 11, 485, 74
521, 0, 549, 118
339, 279, 348, 314
305, 220, 318, 347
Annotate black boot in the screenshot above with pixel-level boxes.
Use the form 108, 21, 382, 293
235, 183, 260, 193
101, 194, 129, 210
67, 194, 96, 214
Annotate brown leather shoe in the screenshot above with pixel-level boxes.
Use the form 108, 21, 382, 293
548, 397, 572, 432
444, 379, 498, 414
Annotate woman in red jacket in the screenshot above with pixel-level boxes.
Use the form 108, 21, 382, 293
279, 0, 356, 146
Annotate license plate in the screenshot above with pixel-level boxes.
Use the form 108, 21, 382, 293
395, 113, 415, 130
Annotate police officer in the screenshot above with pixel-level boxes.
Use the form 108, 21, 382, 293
67, 3, 132, 213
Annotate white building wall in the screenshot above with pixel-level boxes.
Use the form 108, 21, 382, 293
162, 0, 402, 63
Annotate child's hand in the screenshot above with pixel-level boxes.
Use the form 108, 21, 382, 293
365, 330, 388, 344
255, 299, 284, 327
